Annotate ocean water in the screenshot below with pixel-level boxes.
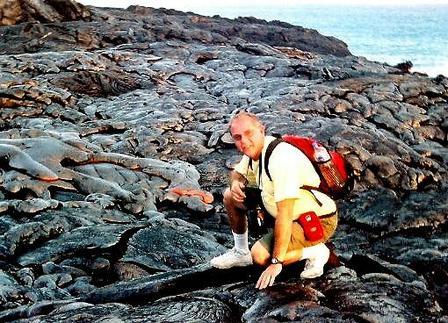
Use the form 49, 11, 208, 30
187, 5, 448, 77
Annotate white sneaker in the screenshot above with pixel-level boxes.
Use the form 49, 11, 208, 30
210, 248, 253, 269
300, 244, 330, 279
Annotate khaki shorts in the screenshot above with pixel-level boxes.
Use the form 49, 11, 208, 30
258, 212, 338, 252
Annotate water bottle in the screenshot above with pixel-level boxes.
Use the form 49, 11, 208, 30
312, 142, 331, 163
312, 142, 345, 191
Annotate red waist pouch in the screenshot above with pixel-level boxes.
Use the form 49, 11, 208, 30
298, 211, 324, 241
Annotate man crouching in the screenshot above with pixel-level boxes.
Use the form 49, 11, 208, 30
210, 112, 338, 289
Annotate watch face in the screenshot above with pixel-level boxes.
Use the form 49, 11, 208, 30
271, 257, 279, 264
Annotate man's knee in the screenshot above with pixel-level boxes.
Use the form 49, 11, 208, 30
223, 188, 233, 206
223, 187, 246, 210
251, 241, 270, 266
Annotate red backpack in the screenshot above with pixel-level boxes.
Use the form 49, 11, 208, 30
263, 135, 353, 199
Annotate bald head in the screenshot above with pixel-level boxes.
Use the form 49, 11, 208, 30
229, 112, 265, 160
229, 112, 264, 130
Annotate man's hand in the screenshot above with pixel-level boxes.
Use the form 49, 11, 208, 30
230, 180, 246, 203
255, 263, 282, 289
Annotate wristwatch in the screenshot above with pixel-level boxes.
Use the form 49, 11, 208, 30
271, 257, 283, 265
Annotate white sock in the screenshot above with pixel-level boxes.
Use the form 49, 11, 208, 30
233, 231, 249, 252
301, 243, 325, 260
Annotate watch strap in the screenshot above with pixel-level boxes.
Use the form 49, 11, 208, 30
271, 257, 283, 265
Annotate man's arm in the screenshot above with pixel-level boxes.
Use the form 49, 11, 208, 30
255, 198, 295, 289
229, 170, 247, 203
272, 198, 295, 261
230, 170, 247, 186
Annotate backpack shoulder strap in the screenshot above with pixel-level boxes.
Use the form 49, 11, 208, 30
263, 138, 284, 181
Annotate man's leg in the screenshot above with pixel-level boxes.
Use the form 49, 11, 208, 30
225, 187, 247, 233
251, 238, 329, 279
251, 240, 303, 266
251, 218, 336, 278
299, 215, 337, 278
210, 188, 253, 269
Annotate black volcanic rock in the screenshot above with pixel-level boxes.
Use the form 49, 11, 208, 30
0, 2, 350, 57
0, 0, 91, 26
0, 0, 447, 321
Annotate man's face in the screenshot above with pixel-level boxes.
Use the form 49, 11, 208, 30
230, 116, 265, 160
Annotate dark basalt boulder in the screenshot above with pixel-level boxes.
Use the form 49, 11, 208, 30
0, 0, 91, 26
121, 223, 226, 271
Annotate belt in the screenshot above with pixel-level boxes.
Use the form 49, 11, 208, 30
262, 210, 337, 229
318, 211, 338, 219
291, 211, 337, 224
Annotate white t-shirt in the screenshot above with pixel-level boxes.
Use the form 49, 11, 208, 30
234, 136, 337, 218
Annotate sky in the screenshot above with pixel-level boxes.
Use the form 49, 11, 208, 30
78, 0, 448, 9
